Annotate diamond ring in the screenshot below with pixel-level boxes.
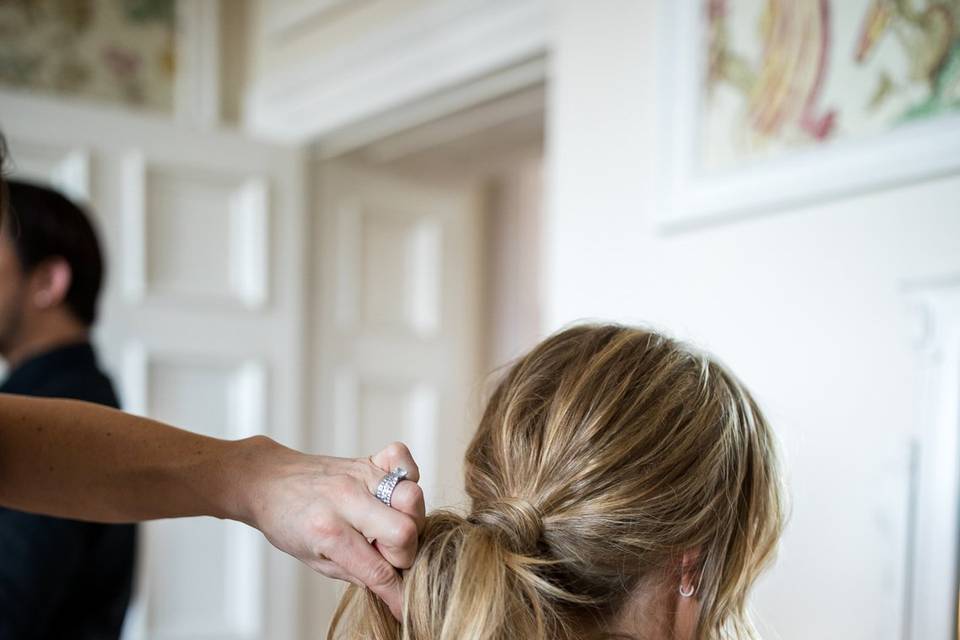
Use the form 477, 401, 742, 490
374, 467, 408, 507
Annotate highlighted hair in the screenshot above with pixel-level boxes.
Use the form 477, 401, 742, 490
331, 324, 785, 640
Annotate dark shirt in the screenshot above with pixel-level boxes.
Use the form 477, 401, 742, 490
0, 343, 135, 640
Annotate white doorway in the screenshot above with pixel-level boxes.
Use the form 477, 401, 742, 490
0, 26, 547, 640
303, 84, 546, 632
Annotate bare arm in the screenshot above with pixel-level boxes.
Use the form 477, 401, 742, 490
0, 394, 250, 522
0, 394, 424, 618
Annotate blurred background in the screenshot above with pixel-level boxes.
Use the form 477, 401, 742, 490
0, 1, 958, 639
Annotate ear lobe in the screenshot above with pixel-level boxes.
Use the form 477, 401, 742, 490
679, 548, 703, 597
672, 548, 705, 639
32, 258, 72, 309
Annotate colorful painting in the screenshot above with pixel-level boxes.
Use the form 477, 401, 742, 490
702, 0, 960, 173
0, 0, 176, 111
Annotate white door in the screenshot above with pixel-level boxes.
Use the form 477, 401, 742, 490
306, 161, 482, 631
1, 91, 306, 640
906, 282, 960, 640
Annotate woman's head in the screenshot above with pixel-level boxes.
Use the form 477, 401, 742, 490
332, 324, 784, 640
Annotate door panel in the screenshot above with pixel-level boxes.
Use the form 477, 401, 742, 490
122, 157, 269, 308
5, 136, 90, 203
1, 91, 305, 640
308, 161, 481, 632
133, 354, 266, 640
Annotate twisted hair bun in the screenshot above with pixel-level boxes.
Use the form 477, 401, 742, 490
470, 497, 544, 554
330, 324, 784, 640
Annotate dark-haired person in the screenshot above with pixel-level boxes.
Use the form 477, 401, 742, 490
0, 181, 132, 638
0, 133, 423, 620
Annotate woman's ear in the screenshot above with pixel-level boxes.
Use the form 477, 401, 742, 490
30, 258, 72, 310
674, 548, 703, 640
680, 548, 702, 594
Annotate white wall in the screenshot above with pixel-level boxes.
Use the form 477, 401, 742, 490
482, 158, 544, 373
246, 0, 434, 81
545, 2, 960, 639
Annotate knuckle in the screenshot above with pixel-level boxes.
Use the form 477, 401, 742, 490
311, 519, 345, 546
385, 441, 411, 459
407, 481, 424, 503
391, 483, 423, 514
365, 560, 398, 590
393, 517, 418, 549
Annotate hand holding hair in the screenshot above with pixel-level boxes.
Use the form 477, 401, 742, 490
0, 394, 425, 619
240, 439, 425, 619
0, 134, 424, 619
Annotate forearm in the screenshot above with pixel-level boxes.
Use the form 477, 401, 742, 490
0, 393, 427, 616
0, 394, 262, 524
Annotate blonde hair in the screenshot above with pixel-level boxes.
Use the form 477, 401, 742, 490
330, 324, 785, 640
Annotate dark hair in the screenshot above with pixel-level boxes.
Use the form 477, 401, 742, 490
5, 180, 105, 326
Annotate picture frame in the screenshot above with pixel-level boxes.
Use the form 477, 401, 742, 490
659, 0, 960, 230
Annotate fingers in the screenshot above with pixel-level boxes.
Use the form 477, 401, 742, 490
362, 442, 426, 534
340, 485, 421, 569
367, 504, 419, 569
310, 558, 362, 586
307, 442, 425, 620
321, 527, 404, 620
370, 442, 420, 482
390, 481, 426, 529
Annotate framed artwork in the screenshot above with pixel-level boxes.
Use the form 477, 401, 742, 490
0, 0, 176, 112
0, 0, 220, 126
661, 0, 960, 227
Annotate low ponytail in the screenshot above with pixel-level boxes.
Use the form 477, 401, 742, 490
330, 510, 586, 640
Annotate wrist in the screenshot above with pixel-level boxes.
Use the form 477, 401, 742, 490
217, 434, 280, 526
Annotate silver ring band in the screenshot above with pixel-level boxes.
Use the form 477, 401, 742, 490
374, 467, 408, 507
